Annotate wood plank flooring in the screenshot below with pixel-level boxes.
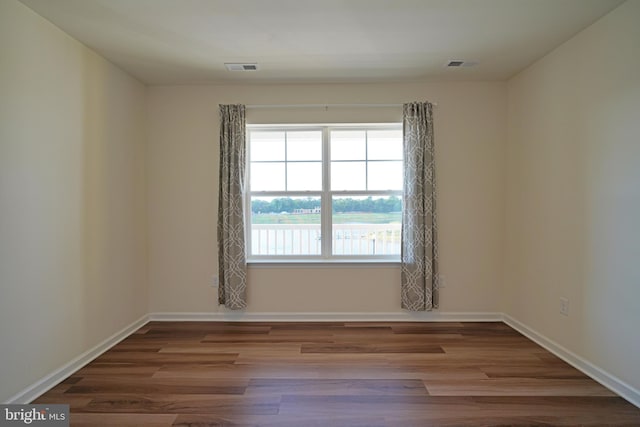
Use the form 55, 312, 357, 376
34, 321, 640, 426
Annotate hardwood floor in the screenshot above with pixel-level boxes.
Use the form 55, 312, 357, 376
34, 321, 640, 426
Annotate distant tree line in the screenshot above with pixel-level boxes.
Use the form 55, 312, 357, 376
252, 196, 401, 214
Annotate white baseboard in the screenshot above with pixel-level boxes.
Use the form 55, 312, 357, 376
503, 314, 640, 409
5, 314, 149, 404
148, 311, 503, 322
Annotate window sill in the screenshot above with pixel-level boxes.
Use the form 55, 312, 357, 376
247, 258, 401, 268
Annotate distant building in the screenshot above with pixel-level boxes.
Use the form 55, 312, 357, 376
293, 207, 321, 214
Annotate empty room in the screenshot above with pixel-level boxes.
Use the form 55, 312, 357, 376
1, 0, 639, 425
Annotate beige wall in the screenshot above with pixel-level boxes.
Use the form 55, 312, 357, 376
0, 0, 147, 402
505, 0, 640, 391
147, 82, 507, 313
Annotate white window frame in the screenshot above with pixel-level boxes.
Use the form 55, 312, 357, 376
246, 123, 402, 263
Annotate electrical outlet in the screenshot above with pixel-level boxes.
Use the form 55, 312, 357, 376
560, 297, 569, 316
211, 275, 219, 287
438, 274, 446, 288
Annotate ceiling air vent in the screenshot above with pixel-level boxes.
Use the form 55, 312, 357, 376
225, 63, 259, 71
446, 60, 478, 68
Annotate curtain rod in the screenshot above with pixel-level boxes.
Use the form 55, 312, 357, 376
245, 102, 437, 109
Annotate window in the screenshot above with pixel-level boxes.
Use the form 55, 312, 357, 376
247, 124, 402, 262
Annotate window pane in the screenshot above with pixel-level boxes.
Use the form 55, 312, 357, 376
288, 162, 322, 191
368, 161, 403, 190
250, 196, 321, 256
250, 131, 285, 161
251, 162, 285, 191
368, 129, 403, 160
287, 131, 322, 161
331, 161, 366, 190
330, 130, 366, 160
332, 196, 402, 255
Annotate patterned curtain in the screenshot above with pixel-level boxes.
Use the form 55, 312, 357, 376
401, 102, 439, 311
218, 105, 247, 310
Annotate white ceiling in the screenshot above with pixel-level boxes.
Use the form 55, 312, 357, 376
20, 0, 625, 85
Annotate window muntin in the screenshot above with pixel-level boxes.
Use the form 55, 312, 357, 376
247, 124, 402, 261
249, 129, 323, 192
329, 128, 403, 191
